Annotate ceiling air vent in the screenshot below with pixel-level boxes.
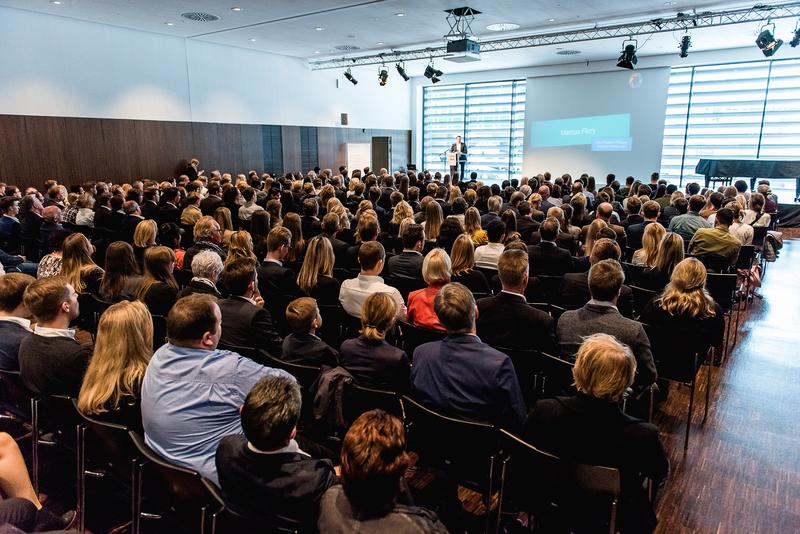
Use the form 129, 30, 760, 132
181, 12, 220, 22
334, 45, 361, 51
556, 49, 581, 55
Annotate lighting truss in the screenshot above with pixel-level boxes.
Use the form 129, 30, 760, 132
309, 2, 800, 70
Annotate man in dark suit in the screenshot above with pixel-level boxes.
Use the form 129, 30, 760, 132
627, 200, 660, 251
410, 283, 526, 431
140, 188, 160, 220
620, 196, 644, 231
538, 185, 556, 215
300, 199, 322, 240
38, 206, 63, 247
527, 217, 573, 276
516, 201, 540, 242
385, 223, 424, 280
121, 201, 145, 242
105, 196, 127, 232
217, 258, 282, 357
556, 259, 656, 389
257, 226, 302, 298
0, 198, 21, 254
215, 373, 337, 531
281, 297, 338, 367
320, 214, 350, 268
580, 202, 627, 248
200, 184, 224, 217
157, 188, 182, 226
476, 249, 557, 353
0, 273, 34, 371
93, 193, 114, 229
449, 135, 468, 179
480, 196, 502, 228
177, 250, 224, 300
560, 239, 634, 318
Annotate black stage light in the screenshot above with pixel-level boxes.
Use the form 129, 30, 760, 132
344, 68, 358, 85
424, 62, 444, 82
616, 40, 638, 69
396, 62, 410, 81
378, 66, 389, 86
790, 25, 800, 48
679, 34, 691, 58
756, 24, 783, 57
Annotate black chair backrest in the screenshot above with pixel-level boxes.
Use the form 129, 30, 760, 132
342, 382, 404, 426
384, 277, 427, 301
72, 399, 138, 480
216, 506, 300, 534
705, 272, 737, 311
752, 225, 768, 248
262, 294, 299, 337
316, 304, 347, 348
622, 262, 646, 286
396, 320, 447, 358
0, 370, 33, 420
37, 394, 81, 445
257, 350, 321, 390
151, 315, 168, 351
528, 302, 567, 321
629, 285, 658, 319
128, 431, 224, 526
735, 244, 755, 270
499, 429, 620, 532
535, 352, 576, 398
535, 275, 564, 304
642, 323, 707, 383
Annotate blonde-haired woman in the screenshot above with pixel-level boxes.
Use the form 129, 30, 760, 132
214, 207, 234, 246
631, 223, 666, 267
133, 218, 157, 267
389, 201, 413, 237
61, 233, 104, 294
641, 257, 724, 346
464, 207, 488, 246
77, 300, 152, 430
296, 235, 340, 304
450, 233, 490, 294
339, 292, 410, 392
640, 232, 685, 292
134, 246, 179, 317
225, 230, 258, 268
407, 249, 452, 331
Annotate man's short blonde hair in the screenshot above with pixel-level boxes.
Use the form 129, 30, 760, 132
572, 333, 636, 401
422, 248, 452, 286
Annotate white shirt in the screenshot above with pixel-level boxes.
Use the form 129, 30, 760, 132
238, 201, 264, 220
34, 325, 75, 339
339, 274, 407, 320
0, 316, 31, 330
75, 208, 95, 227
247, 439, 309, 457
742, 210, 770, 227
474, 242, 505, 270
730, 222, 753, 246
500, 290, 526, 301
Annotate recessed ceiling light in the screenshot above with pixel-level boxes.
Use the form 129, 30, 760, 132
314, 50, 320, 54
376, 42, 384, 45
50, 0, 62, 4
548, 18, 556, 22
395, 12, 405, 17
249, 38, 258, 42
486, 23, 520, 32
165, 22, 174, 26
664, 1, 677, 5
230, 6, 242, 11
314, 26, 325, 31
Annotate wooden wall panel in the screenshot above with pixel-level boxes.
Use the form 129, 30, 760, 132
0, 114, 410, 190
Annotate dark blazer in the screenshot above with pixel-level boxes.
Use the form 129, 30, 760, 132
480, 211, 501, 228
385, 251, 423, 280
626, 220, 655, 251
528, 230, 577, 256
281, 332, 339, 367
21, 213, 43, 240
183, 241, 226, 273
556, 303, 656, 387
517, 216, 540, 242
200, 195, 224, 217
339, 337, 409, 392
257, 260, 302, 297
38, 221, 63, 246
216, 434, 337, 531
324, 234, 351, 268
476, 292, 557, 353
559, 271, 635, 319
301, 216, 322, 240
524, 394, 668, 534
640, 299, 725, 348
140, 200, 159, 220
410, 334, 525, 431
140, 281, 178, 317
93, 206, 114, 231
452, 270, 491, 295
121, 215, 145, 242
157, 203, 181, 226
307, 275, 341, 305
218, 296, 283, 356
540, 199, 556, 215
176, 279, 222, 300
0, 321, 30, 371
527, 242, 573, 276
18, 334, 92, 396
621, 214, 644, 231
0, 216, 21, 240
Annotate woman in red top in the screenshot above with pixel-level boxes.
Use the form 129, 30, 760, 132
407, 248, 451, 331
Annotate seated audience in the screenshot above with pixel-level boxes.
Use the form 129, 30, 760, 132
668, 194, 711, 243
627, 200, 661, 251
184, 215, 226, 271
19, 276, 92, 396
640, 258, 725, 347
631, 223, 666, 267
688, 207, 742, 267
224, 230, 259, 268
38, 206, 63, 247
181, 192, 203, 227
133, 218, 158, 267
36, 230, 69, 279
474, 219, 506, 270
464, 207, 488, 246
257, 226, 302, 298
216, 374, 337, 530
639, 232, 685, 292
0, 273, 34, 371
476, 249, 557, 353
523, 334, 668, 534
385, 223, 424, 279
99, 241, 142, 302
407, 249, 451, 331
77, 300, 152, 431
339, 241, 406, 320
728, 204, 753, 246
318, 410, 447, 533
0, 197, 22, 254
134, 246, 179, 317
516, 201, 540, 242
527, 217, 572, 276
282, 212, 306, 265
61, 233, 104, 295
214, 206, 235, 246
340, 292, 409, 392
140, 293, 291, 484
75, 193, 95, 227
410, 283, 525, 430
177, 250, 224, 299
557, 259, 656, 389
297, 235, 340, 305
449, 233, 491, 294
217, 258, 282, 356
281, 297, 339, 367
743, 192, 770, 227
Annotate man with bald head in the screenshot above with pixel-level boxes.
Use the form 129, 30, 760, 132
39, 206, 63, 246
538, 185, 556, 215
580, 202, 627, 248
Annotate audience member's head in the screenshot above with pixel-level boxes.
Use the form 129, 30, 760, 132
589, 238, 621, 264
266, 226, 292, 260
286, 297, 321, 335
497, 249, 529, 292
539, 217, 560, 242
23, 276, 79, 326
485, 219, 506, 244
588, 259, 624, 303
433, 283, 475, 335
241, 373, 301, 452
653, 232, 685, 276
0, 273, 35, 318
401, 223, 424, 251
715, 207, 734, 228
688, 195, 706, 213
573, 333, 636, 402
642, 200, 660, 220
422, 248, 451, 287
657, 257, 717, 319
222, 257, 258, 298
626, 196, 642, 216
360, 292, 396, 341
358, 241, 385, 274
194, 216, 222, 244
191, 250, 224, 283
166, 293, 221, 349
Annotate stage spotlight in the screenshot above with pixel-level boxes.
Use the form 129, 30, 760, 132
791, 24, 800, 48
378, 66, 389, 86
424, 61, 443, 82
679, 34, 691, 58
344, 68, 358, 85
395, 62, 410, 81
616, 40, 638, 69
756, 24, 783, 57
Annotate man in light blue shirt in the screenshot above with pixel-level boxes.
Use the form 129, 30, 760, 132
668, 194, 711, 243
141, 293, 290, 485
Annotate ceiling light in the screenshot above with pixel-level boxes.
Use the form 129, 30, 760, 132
344, 68, 358, 85
548, 18, 556, 22
791, 26, 800, 47
50, 0, 62, 4
664, 1, 677, 5
314, 50, 320, 54
249, 38, 257, 42
165, 22, 175, 26
616, 39, 638, 69
395, 12, 405, 17
486, 23, 520, 32
395, 62, 410, 81
378, 66, 389, 86
424, 62, 443, 83
756, 23, 783, 57
679, 34, 691, 58
376, 42, 384, 45
314, 26, 325, 31
230, 6, 242, 11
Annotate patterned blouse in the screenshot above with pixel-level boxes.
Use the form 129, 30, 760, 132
63, 204, 79, 224
37, 253, 63, 278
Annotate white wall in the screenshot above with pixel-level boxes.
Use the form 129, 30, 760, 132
0, 6, 411, 129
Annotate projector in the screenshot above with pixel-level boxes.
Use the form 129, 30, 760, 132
445, 37, 481, 62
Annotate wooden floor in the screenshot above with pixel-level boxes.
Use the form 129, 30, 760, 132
653, 234, 800, 533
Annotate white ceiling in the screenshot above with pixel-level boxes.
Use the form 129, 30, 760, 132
3, 0, 799, 75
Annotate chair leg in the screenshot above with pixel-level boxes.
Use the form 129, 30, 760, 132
723, 312, 733, 362
609, 499, 618, 534
684, 380, 695, 453
132, 460, 142, 534
483, 455, 495, 534
199, 504, 207, 534
76, 425, 85, 533
494, 460, 509, 534
31, 398, 38, 494
704, 354, 712, 425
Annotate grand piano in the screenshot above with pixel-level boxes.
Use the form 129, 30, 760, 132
695, 159, 800, 202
